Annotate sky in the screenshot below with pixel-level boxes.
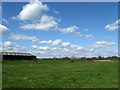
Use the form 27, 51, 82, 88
0, 0, 119, 58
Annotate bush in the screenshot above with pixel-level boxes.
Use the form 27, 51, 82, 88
98, 56, 104, 60
34, 59, 38, 62
111, 56, 118, 58
81, 57, 87, 60
70, 60, 74, 62
91, 57, 98, 60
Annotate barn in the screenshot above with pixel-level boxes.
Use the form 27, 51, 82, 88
0, 52, 36, 61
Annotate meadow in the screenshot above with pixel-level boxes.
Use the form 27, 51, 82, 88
2, 60, 118, 88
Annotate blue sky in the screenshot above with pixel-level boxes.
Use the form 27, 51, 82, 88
1, 1, 119, 58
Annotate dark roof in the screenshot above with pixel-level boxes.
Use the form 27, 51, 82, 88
0, 52, 36, 56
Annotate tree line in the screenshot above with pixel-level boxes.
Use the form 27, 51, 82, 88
37, 56, 119, 61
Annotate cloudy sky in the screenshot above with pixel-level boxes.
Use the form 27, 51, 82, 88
0, 1, 119, 58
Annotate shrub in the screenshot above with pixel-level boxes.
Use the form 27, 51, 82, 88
98, 56, 104, 60
70, 60, 74, 62
34, 59, 38, 62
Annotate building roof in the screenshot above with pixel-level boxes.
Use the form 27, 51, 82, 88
0, 52, 36, 56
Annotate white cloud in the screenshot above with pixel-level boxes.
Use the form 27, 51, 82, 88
10, 33, 39, 42
56, 18, 61, 22
74, 32, 83, 37
32, 45, 38, 49
84, 28, 88, 31
88, 41, 117, 56
105, 19, 120, 31
39, 40, 53, 45
85, 34, 93, 40
53, 9, 59, 14
95, 41, 116, 46
17, 0, 49, 21
59, 26, 79, 34
2, 41, 27, 52
14, 0, 59, 31
3, 40, 115, 58
105, 25, 118, 31
32, 45, 50, 50
105, 36, 112, 39
34, 40, 86, 57
2, 18, 9, 24
74, 34, 83, 37
3, 41, 14, 47
77, 35, 83, 37
10, 16, 16, 20
39, 39, 71, 48
20, 15, 58, 31
33, 39, 117, 58
15, 0, 81, 36
0, 24, 9, 34
76, 32, 80, 35
52, 39, 62, 46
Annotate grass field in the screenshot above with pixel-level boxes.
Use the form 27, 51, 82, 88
2, 60, 118, 88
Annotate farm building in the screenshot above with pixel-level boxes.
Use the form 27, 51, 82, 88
0, 52, 36, 61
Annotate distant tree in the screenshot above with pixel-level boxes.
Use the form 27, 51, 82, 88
70, 56, 76, 62
106, 56, 112, 59
91, 57, 97, 60
34, 59, 38, 62
98, 56, 104, 60
71, 55, 76, 60
53, 57, 57, 60
86, 58, 92, 61
63, 57, 69, 60
70, 59, 74, 62
81, 57, 86, 60
111, 56, 118, 58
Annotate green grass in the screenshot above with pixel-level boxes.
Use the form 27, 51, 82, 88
2, 60, 118, 88
102, 58, 120, 61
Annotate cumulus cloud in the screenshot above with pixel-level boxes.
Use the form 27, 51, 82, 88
105, 19, 120, 31
14, 0, 83, 36
74, 32, 83, 37
53, 9, 59, 14
89, 41, 116, 52
32, 45, 50, 50
85, 34, 93, 40
95, 41, 116, 46
88, 41, 117, 56
84, 28, 88, 31
3, 41, 15, 47
0, 24, 9, 34
31, 39, 117, 58
2, 18, 9, 24
14, 0, 60, 31
75, 34, 83, 37
39, 40, 53, 45
33, 40, 86, 58
39, 39, 71, 48
105, 36, 112, 39
10, 33, 39, 42
2, 41, 27, 52
59, 26, 79, 34
105, 25, 118, 31
17, 0, 49, 21
10, 16, 16, 20
20, 15, 58, 31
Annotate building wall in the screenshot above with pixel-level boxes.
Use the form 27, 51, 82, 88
3, 55, 36, 61
0, 55, 2, 62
